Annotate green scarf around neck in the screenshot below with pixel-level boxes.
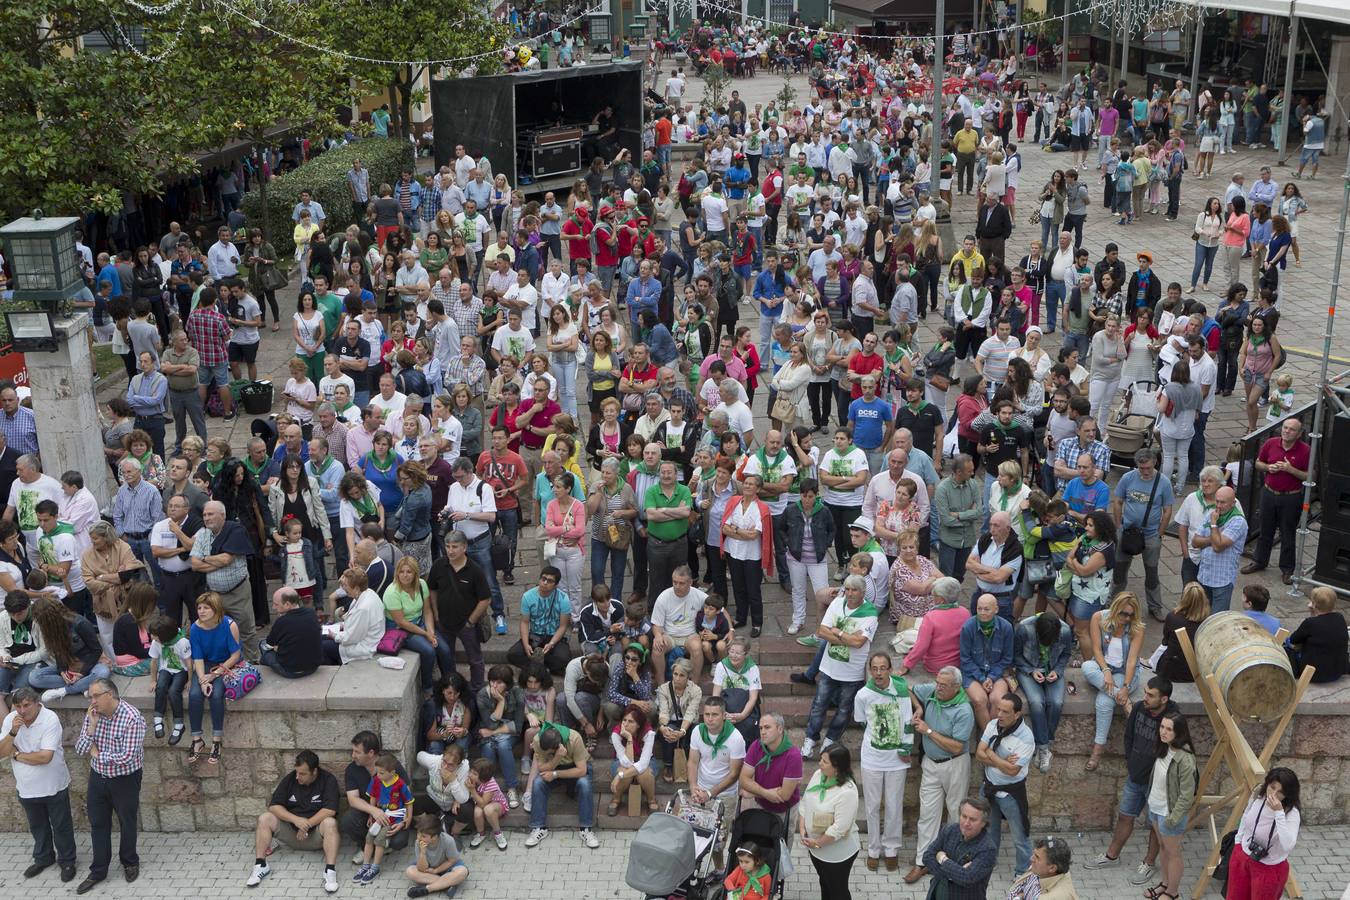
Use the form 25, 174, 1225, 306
699, 720, 735, 757
754, 735, 792, 771
932, 685, 970, 709
806, 773, 840, 802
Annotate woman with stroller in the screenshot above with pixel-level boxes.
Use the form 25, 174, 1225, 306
798, 744, 861, 899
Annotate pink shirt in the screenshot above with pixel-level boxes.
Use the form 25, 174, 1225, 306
544, 496, 587, 550
1223, 212, 1251, 248
903, 604, 971, 674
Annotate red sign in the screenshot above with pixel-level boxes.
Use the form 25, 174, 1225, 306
0, 348, 30, 387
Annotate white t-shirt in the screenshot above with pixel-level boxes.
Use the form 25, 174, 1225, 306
504, 282, 539, 331
818, 447, 869, 506
740, 450, 798, 515
718, 400, 754, 438
1174, 490, 1212, 564
359, 318, 385, 366
853, 678, 914, 773
651, 586, 707, 640
701, 194, 729, 233
8, 475, 63, 562
713, 658, 762, 692
39, 529, 83, 595
1190, 352, 1218, 414
437, 416, 464, 460
722, 500, 763, 560
819, 595, 878, 683
688, 722, 746, 796
368, 391, 408, 425
445, 477, 496, 540
491, 325, 535, 364
319, 373, 356, 404
453, 212, 491, 252
151, 516, 192, 573
149, 633, 192, 675
979, 718, 1034, 785
1, 707, 68, 799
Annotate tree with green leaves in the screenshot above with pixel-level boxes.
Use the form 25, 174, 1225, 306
321, 0, 511, 141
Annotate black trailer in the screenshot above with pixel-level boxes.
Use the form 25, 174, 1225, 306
430, 60, 646, 197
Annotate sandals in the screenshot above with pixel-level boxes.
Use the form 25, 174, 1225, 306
648, 801, 659, 812
188, 738, 205, 763
1145, 884, 1167, 899
208, 741, 222, 765
661, 771, 675, 785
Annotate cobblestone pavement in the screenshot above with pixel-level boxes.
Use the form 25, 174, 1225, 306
0, 825, 1345, 898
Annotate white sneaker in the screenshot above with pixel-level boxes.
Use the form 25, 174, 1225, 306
323, 868, 338, 894
1129, 862, 1157, 885
525, 827, 550, 848
41, 688, 65, 704
507, 788, 520, 809
801, 737, 817, 759
350, 850, 364, 866
579, 828, 600, 849
494, 831, 508, 850
821, 738, 837, 754
1037, 748, 1053, 773
522, 790, 532, 813
469, 832, 486, 848
246, 862, 271, 887
787, 622, 801, 636
1083, 852, 1122, 869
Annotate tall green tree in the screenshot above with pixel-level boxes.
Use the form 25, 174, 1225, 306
323, 0, 510, 140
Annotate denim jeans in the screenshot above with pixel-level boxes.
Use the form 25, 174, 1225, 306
29, 662, 110, 697
758, 315, 777, 373
1188, 410, 1211, 482
590, 537, 628, 600
1244, 111, 1262, 144
478, 732, 519, 789
988, 787, 1033, 873
1062, 330, 1090, 361
1082, 660, 1142, 745
1204, 583, 1235, 613
1191, 243, 1218, 288
20, 788, 77, 868
1159, 435, 1192, 494
805, 673, 864, 742
0, 661, 36, 694
154, 668, 188, 718
1043, 281, 1064, 333
189, 670, 227, 738
467, 533, 505, 618
495, 507, 520, 571
1166, 177, 1182, 219
1019, 676, 1067, 746
554, 359, 579, 418
938, 542, 972, 584
402, 627, 454, 690
530, 761, 594, 829
124, 536, 161, 590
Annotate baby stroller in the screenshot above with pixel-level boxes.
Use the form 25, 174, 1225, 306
1105, 379, 1162, 469
716, 806, 788, 900
626, 791, 726, 899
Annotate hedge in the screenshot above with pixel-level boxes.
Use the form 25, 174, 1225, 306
240, 139, 415, 256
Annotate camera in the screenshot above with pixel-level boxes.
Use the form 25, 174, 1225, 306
1245, 839, 1270, 862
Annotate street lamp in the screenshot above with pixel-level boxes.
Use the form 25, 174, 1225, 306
0, 210, 83, 304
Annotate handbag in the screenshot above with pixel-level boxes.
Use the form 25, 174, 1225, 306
221, 662, 262, 701
1024, 556, 1055, 585
1119, 470, 1161, 556
770, 393, 797, 424
1028, 209, 1042, 225
929, 371, 951, 391
622, 391, 644, 413
261, 265, 288, 292
377, 627, 408, 655
1190, 230, 1200, 242
476, 615, 494, 644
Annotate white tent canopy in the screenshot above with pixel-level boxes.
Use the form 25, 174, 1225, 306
1172, 0, 1350, 27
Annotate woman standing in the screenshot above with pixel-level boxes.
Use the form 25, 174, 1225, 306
888, 527, 939, 630
770, 343, 811, 431
245, 229, 282, 331
338, 471, 384, 563
546, 304, 581, 419
699, 458, 738, 600
1222, 196, 1252, 291
293, 291, 327, 385
1037, 170, 1068, 249
1189, 197, 1224, 293
1147, 713, 1198, 900
585, 458, 637, 601
721, 474, 773, 636
1154, 582, 1210, 684
392, 461, 433, 573
1237, 317, 1282, 433
1157, 360, 1202, 492
1276, 184, 1307, 266
543, 471, 587, 605
1081, 591, 1146, 771
580, 331, 622, 416
1121, 307, 1160, 386
448, 386, 483, 460
213, 459, 272, 626
1227, 768, 1302, 900
267, 453, 332, 590
798, 744, 861, 900
360, 430, 405, 512
801, 311, 835, 432
781, 478, 835, 637
1263, 216, 1293, 297
1066, 510, 1116, 656
1087, 315, 1126, 426
383, 556, 449, 694
187, 591, 242, 765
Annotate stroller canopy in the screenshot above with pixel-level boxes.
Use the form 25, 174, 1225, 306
625, 813, 697, 895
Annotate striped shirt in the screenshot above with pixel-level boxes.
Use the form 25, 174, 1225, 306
975, 335, 1020, 385
75, 699, 145, 778
0, 406, 39, 456
112, 479, 164, 535
444, 355, 486, 398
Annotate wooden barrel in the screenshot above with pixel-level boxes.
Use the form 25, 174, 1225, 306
1194, 611, 1295, 723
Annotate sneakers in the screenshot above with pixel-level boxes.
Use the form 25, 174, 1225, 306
494, 831, 508, 850
821, 737, 837, 754
795, 635, 819, 647
1129, 862, 1157, 885
507, 788, 520, 809
324, 868, 338, 893
41, 688, 66, 704
469, 832, 487, 848
350, 851, 365, 866
1083, 852, 1121, 869
787, 623, 802, 636
525, 827, 550, 847
521, 790, 532, 813
357, 863, 380, 884
495, 614, 507, 635
579, 828, 600, 849
1036, 747, 1053, 773
801, 737, 817, 759
246, 863, 271, 887
351, 864, 370, 883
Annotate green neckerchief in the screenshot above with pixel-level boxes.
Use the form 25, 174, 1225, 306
1216, 506, 1244, 528
933, 600, 961, 610
755, 447, 787, 481
351, 492, 377, 518
730, 863, 773, 900
135, 449, 154, 469
806, 774, 839, 802
635, 461, 660, 477
38, 522, 76, 584
336, 400, 356, 416
859, 537, 882, 555
932, 685, 970, 709
699, 720, 736, 757
978, 618, 996, 639
540, 720, 572, 745
310, 455, 336, 477
995, 485, 1018, 511
242, 455, 268, 479
162, 629, 188, 671
1249, 332, 1268, 347
206, 459, 224, 478
884, 347, 904, 367
753, 735, 792, 772
867, 673, 908, 701
797, 496, 824, 517
1192, 489, 1215, 513
906, 399, 929, 415
367, 450, 396, 473
725, 653, 756, 675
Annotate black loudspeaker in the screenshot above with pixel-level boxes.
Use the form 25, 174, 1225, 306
1322, 473, 1350, 532
1329, 415, 1350, 477
1314, 523, 1350, 591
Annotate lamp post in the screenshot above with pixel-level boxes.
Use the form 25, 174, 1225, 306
0, 211, 114, 507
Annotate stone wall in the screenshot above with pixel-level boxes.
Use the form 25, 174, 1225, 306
0, 654, 419, 833
2, 659, 1348, 832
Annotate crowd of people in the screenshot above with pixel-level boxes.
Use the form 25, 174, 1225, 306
2, 14, 1347, 900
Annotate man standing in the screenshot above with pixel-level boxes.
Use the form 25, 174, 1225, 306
802, 573, 877, 759
1083, 677, 1178, 883
848, 375, 894, 476
687, 696, 745, 860
967, 515, 1024, 622
5, 454, 64, 566
73, 678, 145, 895
974, 320, 1022, 396
919, 798, 999, 898
515, 379, 561, 524
1, 687, 77, 883
1111, 449, 1174, 620
186, 286, 235, 421
190, 500, 259, 662
149, 494, 199, 626
347, 159, 370, 222
935, 454, 981, 581
852, 651, 913, 872
1192, 487, 1247, 612
425, 530, 491, 691
206, 226, 240, 282
906, 664, 976, 883
0, 382, 39, 457
111, 458, 164, 586
444, 457, 504, 633
976, 693, 1035, 874
644, 461, 694, 606
246, 749, 340, 893
1053, 416, 1110, 492
975, 193, 1013, 262
1185, 336, 1218, 482
160, 330, 206, 453
737, 713, 803, 825
1062, 452, 1111, 525
1242, 417, 1310, 585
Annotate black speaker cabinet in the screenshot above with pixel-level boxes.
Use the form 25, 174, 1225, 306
1328, 414, 1350, 477
1314, 523, 1350, 591
531, 142, 581, 179
1322, 472, 1350, 532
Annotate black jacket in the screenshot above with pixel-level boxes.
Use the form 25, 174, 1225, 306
132, 263, 162, 303
1125, 270, 1161, 316
267, 605, 322, 675
781, 499, 835, 562
975, 203, 1013, 241
1093, 256, 1126, 293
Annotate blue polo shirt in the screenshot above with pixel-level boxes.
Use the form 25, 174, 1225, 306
847, 397, 893, 451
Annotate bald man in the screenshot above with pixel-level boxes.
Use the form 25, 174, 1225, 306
1190, 486, 1248, 613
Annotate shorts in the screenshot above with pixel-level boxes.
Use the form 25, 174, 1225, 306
1199, 136, 1219, 153
1069, 595, 1105, 622
733, 263, 752, 279
1241, 369, 1268, 392
369, 819, 404, 849
1300, 147, 1322, 166
1070, 134, 1090, 151
1119, 776, 1149, 818
1004, 186, 1016, 206
1150, 811, 1186, 837
228, 341, 259, 364
276, 822, 326, 851
1289, 220, 1300, 238
198, 362, 230, 388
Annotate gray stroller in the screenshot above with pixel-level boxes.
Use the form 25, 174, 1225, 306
624, 791, 726, 899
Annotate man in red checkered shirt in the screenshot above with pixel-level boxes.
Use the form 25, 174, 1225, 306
186, 285, 235, 420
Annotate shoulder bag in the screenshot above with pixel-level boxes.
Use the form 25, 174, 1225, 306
1118, 472, 1160, 556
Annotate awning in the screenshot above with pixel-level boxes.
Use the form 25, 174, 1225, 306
1169, 0, 1350, 28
